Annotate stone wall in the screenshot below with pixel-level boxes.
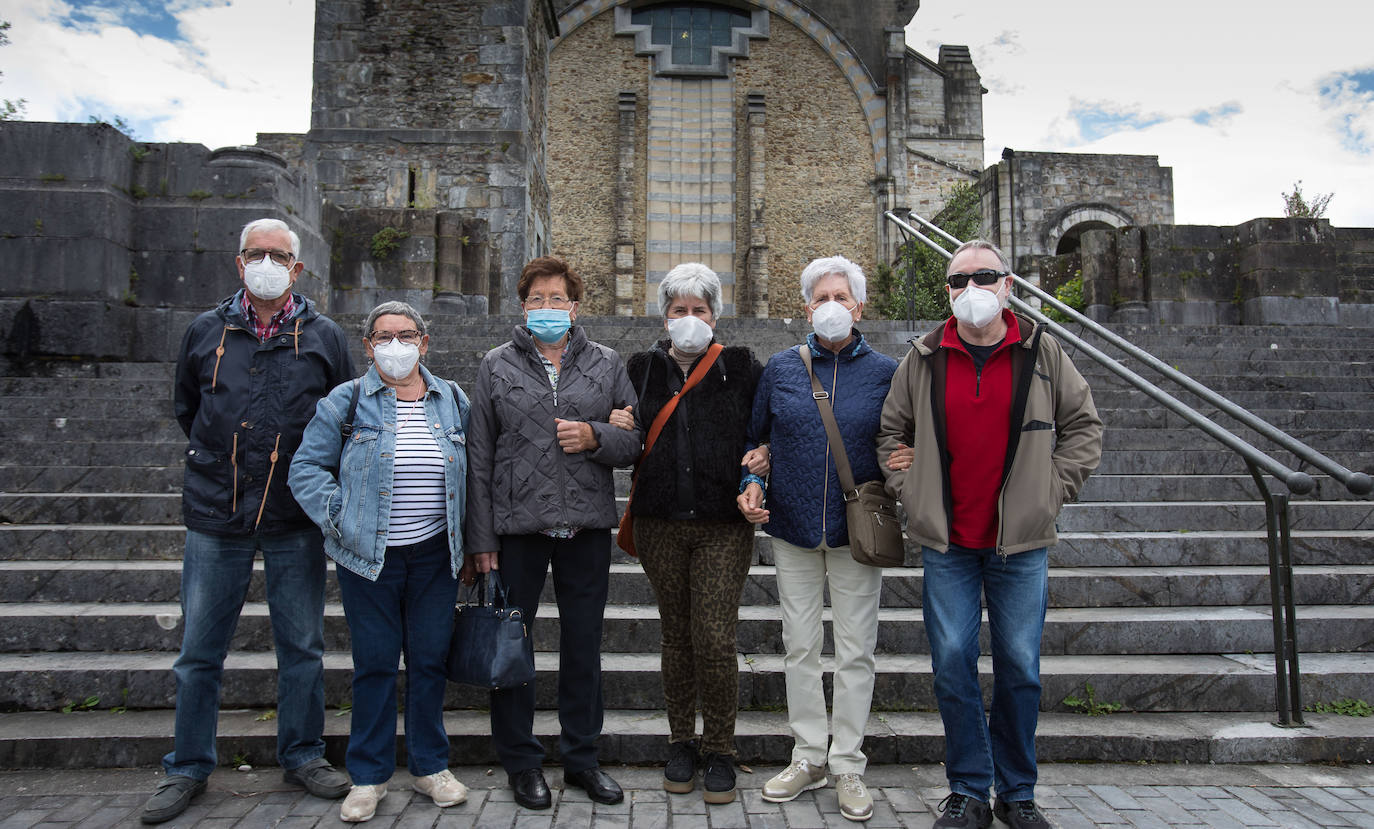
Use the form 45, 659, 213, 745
981, 150, 1174, 274
1051, 217, 1373, 326
306, 0, 559, 313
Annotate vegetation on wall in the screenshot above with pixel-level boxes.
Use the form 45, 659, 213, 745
870, 182, 981, 321
0, 19, 25, 121
1282, 180, 1333, 219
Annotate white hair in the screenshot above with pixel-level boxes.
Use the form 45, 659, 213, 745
239, 218, 301, 256
949, 239, 1011, 273
659, 262, 723, 319
799, 255, 866, 304
365, 300, 427, 338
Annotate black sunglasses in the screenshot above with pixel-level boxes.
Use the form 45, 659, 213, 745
947, 269, 1009, 289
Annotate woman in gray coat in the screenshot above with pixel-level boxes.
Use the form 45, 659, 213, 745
464, 256, 641, 811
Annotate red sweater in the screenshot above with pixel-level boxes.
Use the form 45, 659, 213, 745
940, 312, 1022, 549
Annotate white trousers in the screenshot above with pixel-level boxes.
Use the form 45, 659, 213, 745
771, 537, 883, 775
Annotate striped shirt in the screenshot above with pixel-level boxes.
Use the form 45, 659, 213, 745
387, 399, 448, 545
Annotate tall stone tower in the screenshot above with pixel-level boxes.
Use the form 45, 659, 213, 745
305, 0, 560, 314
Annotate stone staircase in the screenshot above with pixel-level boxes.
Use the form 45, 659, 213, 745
1, 316, 1372, 769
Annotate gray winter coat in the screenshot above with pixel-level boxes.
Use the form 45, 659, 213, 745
464, 324, 641, 552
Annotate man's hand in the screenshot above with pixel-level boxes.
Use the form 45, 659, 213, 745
555, 418, 599, 453
741, 445, 770, 476
887, 442, 913, 471
608, 405, 634, 431
736, 482, 769, 525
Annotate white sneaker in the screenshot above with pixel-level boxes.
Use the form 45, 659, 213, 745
836, 773, 874, 822
340, 783, 387, 822
413, 769, 468, 807
761, 759, 829, 803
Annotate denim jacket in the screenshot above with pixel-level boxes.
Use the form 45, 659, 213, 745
288, 365, 471, 580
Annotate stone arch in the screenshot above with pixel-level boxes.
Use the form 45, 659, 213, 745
555, 0, 887, 177
1044, 203, 1135, 255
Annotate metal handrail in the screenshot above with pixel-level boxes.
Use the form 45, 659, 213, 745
881, 209, 1374, 726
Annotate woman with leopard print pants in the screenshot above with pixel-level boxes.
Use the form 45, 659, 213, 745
625, 263, 767, 805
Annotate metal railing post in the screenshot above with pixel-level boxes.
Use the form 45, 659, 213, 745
1248, 461, 1297, 726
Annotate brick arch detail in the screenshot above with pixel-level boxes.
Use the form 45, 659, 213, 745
554, 0, 887, 177
1043, 203, 1136, 254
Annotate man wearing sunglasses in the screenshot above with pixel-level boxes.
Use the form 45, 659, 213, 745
146, 219, 355, 823
877, 240, 1102, 829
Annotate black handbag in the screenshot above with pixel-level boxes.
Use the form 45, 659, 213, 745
445, 571, 536, 689
799, 346, 906, 568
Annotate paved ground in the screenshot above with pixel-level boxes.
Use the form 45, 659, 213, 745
2, 763, 1374, 828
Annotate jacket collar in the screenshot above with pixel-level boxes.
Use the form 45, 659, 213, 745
915, 310, 1033, 357
361, 363, 442, 397
805, 329, 871, 361
218, 290, 315, 327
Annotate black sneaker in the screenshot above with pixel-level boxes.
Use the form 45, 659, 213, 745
994, 798, 1050, 828
663, 739, 699, 793
934, 792, 993, 829
701, 752, 737, 804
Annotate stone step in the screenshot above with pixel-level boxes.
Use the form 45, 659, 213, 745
0, 465, 184, 493
3, 600, 1370, 657
1, 650, 1369, 715
1090, 388, 1374, 411
4, 524, 1371, 567
1095, 449, 1374, 476
1099, 428, 1370, 451
1076, 474, 1361, 502
1097, 407, 1374, 431
6, 560, 1371, 609
1, 708, 1366, 768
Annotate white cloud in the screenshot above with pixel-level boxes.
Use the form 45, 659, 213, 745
2, 0, 313, 147
907, 0, 1374, 226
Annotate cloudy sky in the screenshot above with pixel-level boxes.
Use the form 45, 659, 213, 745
3, 0, 1371, 226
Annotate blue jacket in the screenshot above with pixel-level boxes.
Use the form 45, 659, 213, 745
746, 332, 897, 549
288, 365, 470, 580
174, 291, 354, 536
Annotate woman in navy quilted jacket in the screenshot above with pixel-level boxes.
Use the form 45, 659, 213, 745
736, 256, 898, 823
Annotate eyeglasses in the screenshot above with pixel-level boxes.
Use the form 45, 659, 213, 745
947, 269, 1008, 289
524, 295, 573, 309
368, 330, 423, 346
241, 248, 296, 267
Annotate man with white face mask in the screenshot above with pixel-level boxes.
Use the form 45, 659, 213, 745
148, 219, 354, 823
877, 240, 1102, 829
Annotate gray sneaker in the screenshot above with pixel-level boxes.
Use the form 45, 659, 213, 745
761, 759, 828, 803
283, 757, 351, 799
141, 775, 206, 824
994, 798, 1051, 828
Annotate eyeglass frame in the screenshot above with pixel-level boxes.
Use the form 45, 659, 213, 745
947, 269, 1009, 290
522, 294, 575, 310
367, 329, 424, 346
240, 248, 297, 267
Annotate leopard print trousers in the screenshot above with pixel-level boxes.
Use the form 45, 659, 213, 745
634, 516, 754, 755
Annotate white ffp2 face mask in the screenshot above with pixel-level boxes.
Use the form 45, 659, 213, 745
951, 283, 1004, 328
666, 315, 713, 354
373, 339, 420, 380
811, 300, 855, 342
242, 257, 292, 301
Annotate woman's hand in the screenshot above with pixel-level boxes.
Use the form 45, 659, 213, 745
555, 418, 599, 453
608, 405, 634, 431
887, 442, 914, 471
736, 482, 769, 525
467, 551, 499, 580
741, 444, 770, 476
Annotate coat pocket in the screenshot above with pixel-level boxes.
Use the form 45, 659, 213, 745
184, 445, 228, 519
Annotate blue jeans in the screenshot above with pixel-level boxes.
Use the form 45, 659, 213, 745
163, 528, 327, 780
335, 532, 458, 784
923, 544, 1048, 803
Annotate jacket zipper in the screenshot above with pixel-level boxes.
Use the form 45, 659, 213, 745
820, 353, 840, 541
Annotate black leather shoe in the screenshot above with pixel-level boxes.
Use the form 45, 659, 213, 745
282, 756, 350, 799
510, 768, 552, 810
564, 767, 624, 805
141, 775, 206, 824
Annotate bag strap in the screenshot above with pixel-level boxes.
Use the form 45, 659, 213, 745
625, 343, 725, 507
340, 378, 360, 438
799, 345, 858, 498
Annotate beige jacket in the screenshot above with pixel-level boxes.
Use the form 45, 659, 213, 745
878, 314, 1103, 556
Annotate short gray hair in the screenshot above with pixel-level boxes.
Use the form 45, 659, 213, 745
239, 218, 300, 256
364, 301, 427, 338
948, 239, 1011, 273
659, 262, 723, 319
799, 255, 866, 304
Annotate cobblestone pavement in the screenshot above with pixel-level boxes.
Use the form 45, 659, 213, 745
1, 763, 1372, 828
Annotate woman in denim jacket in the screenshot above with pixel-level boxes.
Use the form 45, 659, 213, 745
289, 301, 471, 823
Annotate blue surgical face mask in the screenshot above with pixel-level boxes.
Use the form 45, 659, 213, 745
526, 308, 572, 344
